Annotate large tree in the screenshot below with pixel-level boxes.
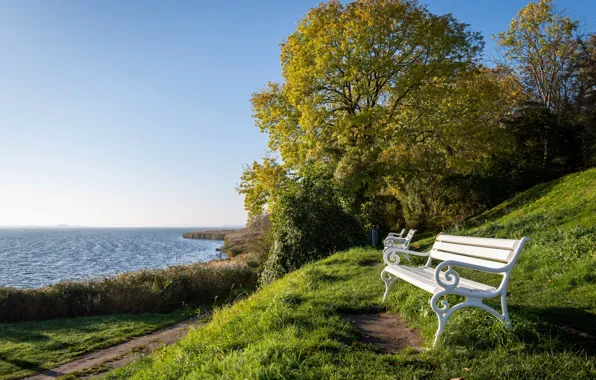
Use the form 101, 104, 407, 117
242, 0, 510, 229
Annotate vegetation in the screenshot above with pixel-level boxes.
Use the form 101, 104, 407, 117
106, 168, 595, 379
0, 310, 192, 380
182, 230, 234, 240
0, 259, 256, 322
182, 224, 271, 261
238, 0, 595, 245
260, 168, 367, 285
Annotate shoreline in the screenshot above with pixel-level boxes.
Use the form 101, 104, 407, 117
182, 229, 236, 240
182, 229, 249, 257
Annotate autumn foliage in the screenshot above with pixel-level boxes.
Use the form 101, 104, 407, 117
238, 0, 595, 271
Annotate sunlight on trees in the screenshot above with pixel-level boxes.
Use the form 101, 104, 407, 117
239, 0, 595, 251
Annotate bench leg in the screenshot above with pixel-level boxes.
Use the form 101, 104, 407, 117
431, 292, 512, 347
380, 270, 398, 302
430, 292, 450, 347
501, 293, 512, 329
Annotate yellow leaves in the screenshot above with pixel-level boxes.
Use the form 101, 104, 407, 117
495, 0, 579, 111
237, 157, 287, 218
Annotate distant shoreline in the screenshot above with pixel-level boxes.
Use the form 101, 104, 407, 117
182, 229, 236, 240
183, 229, 249, 257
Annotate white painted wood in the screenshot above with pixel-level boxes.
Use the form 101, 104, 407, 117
419, 267, 496, 291
437, 234, 519, 250
384, 265, 497, 293
432, 241, 511, 262
429, 250, 508, 270
380, 233, 529, 347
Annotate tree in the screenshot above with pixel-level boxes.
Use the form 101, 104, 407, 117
493, 0, 580, 113
247, 0, 501, 229
259, 168, 366, 285
494, 0, 589, 172
573, 34, 596, 167
236, 156, 286, 217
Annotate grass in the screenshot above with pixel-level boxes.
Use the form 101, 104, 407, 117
95, 168, 593, 378
0, 309, 194, 380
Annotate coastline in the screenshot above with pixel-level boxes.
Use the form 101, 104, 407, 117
182, 229, 249, 257
182, 230, 234, 240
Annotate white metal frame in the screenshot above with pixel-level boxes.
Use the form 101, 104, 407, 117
383, 229, 417, 250
381, 233, 529, 347
387, 228, 406, 239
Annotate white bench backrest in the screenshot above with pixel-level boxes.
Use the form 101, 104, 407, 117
429, 234, 525, 268
405, 229, 416, 240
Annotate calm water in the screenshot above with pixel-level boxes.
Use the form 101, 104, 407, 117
0, 228, 226, 288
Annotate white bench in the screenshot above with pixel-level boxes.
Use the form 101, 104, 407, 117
381, 233, 529, 347
387, 228, 406, 239
384, 229, 417, 250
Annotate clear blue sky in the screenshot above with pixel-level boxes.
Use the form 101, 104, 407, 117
0, 0, 594, 227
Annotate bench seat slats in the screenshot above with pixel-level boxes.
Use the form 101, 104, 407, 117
384, 265, 497, 294
429, 250, 507, 270
437, 234, 519, 250
432, 241, 511, 262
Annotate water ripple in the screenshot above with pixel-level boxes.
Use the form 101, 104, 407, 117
0, 228, 226, 288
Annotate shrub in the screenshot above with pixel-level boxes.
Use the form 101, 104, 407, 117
259, 171, 367, 285
0, 260, 257, 322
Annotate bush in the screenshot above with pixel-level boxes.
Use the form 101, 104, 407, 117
0, 260, 257, 322
259, 172, 367, 285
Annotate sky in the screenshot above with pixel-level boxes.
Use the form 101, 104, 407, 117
0, 0, 594, 227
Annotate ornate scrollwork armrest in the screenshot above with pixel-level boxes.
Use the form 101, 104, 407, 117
383, 247, 408, 266
384, 236, 407, 248
383, 247, 430, 266
434, 262, 461, 289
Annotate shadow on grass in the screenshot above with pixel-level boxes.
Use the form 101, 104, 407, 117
0, 351, 61, 377
517, 306, 596, 355
467, 177, 562, 224
0, 326, 74, 377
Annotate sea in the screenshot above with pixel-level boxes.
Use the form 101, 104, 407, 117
0, 228, 226, 289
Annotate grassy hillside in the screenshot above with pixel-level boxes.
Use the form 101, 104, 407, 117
107, 169, 596, 379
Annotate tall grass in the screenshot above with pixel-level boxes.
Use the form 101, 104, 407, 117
0, 259, 257, 322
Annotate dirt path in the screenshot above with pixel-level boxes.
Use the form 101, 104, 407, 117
342, 312, 424, 353
24, 319, 203, 380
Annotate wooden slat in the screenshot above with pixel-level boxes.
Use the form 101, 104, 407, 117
433, 241, 511, 262
419, 267, 495, 291
437, 234, 519, 250
384, 265, 497, 293
429, 250, 507, 270
384, 266, 437, 293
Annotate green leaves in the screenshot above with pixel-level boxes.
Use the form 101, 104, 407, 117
245, 0, 498, 228
494, 0, 580, 111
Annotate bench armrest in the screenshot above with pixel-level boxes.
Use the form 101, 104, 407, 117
388, 232, 405, 238
434, 260, 509, 290
383, 247, 430, 266
384, 236, 407, 247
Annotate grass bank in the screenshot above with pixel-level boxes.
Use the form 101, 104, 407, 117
0, 259, 256, 322
0, 309, 193, 380
107, 169, 595, 379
